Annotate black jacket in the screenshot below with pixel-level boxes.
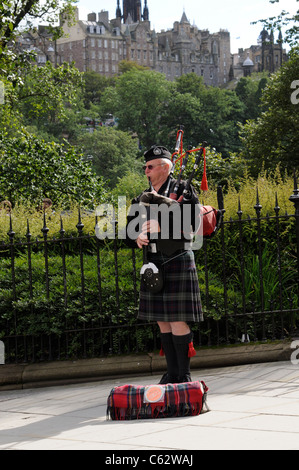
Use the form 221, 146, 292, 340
124, 176, 200, 255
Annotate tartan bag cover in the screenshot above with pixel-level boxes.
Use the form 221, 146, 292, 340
106, 381, 209, 420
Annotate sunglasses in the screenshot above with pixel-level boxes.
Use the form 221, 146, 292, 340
142, 163, 165, 171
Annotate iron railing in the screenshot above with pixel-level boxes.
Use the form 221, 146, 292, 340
0, 173, 298, 363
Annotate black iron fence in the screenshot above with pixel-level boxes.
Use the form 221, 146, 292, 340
0, 174, 299, 363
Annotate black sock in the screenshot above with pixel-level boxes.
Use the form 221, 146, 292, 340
172, 332, 193, 380
160, 332, 179, 378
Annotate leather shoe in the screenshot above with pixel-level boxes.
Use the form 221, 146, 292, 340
178, 373, 192, 383
158, 373, 179, 384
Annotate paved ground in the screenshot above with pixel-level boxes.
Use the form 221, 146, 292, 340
1, 360, 299, 451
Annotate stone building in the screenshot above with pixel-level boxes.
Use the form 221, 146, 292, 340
156, 12, 230, 85
232, 29, 287, 79
54, 1, 231, 86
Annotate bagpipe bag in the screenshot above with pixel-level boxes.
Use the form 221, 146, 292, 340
107, 381, 209, 421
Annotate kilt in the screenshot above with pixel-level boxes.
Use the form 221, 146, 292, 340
138, 249, 203, 323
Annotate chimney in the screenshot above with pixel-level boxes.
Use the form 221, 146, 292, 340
87, 12, 97, 22
98, 10, 109, 26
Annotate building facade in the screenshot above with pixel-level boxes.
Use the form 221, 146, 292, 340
232, 29, 287, 79
54, 1, 231, 86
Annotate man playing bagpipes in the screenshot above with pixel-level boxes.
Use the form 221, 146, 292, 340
125, 140, 208, 385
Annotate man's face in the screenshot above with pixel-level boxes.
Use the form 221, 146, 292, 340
143, 159, 169, 185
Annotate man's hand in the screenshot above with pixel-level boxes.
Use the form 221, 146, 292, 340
136, 231, 149, 249
136, 219, 160, 249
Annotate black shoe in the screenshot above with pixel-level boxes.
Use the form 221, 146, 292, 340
159, 373, 179, 384
178, 373, 192, 383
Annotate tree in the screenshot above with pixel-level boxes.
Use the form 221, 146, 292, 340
0, 129, 106, 205
17, 61, 84, 123
100, 68, 171, 150
76, 126, 141, 188
235, 74, 269, 120
253, 0, 299, 49
158, 90, 206, 150
0, 0, 76, 81
118, 59, 149, 74
240, 52, 299, 175
172, 74, 246, 156
174, 72, 206, 98
83, 70, 115, 109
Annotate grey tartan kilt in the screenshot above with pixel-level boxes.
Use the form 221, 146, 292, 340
138, 250, 203, 323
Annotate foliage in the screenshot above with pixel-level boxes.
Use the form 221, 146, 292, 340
0, 247, 144, 357
83, 70, 115, 109
0, 167, 294, 240
118, 59, 150, 74
111, 171, 148, 203
235, 74, 269, 120
100, 68, 171, 150
0, 0, 76, 82
240, 52, 299, 175
199, 166, 295, 219
75, 126, 142, 188
0, 129, 107, 206
252, 0, 299, 49
17, 62, 84, 125
0, 61, 85, 142
171, 73, 247, 157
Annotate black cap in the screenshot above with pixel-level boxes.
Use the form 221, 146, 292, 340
144, 145, 172, 162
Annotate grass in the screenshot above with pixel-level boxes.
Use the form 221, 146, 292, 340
0, 167, 296, 242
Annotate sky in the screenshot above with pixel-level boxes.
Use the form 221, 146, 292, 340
75, 0, 297, 53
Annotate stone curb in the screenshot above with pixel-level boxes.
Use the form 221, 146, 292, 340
0, 341, 293, 390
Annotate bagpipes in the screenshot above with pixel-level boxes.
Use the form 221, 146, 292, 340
140, 125, 223, 238
140, 126, 223, 293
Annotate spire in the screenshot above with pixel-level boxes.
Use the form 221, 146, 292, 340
180, 10, 190, 24
116, 0, 121, 19
143, 0, 149, 21
123, 0, 142, 23
278, 28, 283, 44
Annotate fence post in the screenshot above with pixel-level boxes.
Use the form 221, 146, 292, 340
289, 170, 299, 301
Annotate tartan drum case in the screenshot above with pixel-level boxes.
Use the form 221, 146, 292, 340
107, 381, 209, 420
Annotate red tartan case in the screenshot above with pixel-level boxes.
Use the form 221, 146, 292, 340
106, 381, 209, 420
